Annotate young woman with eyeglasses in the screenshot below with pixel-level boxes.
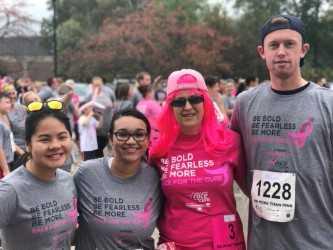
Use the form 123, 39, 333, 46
0, 100, 77, 249
74, 108, 161, 250
149, 69, 247, 250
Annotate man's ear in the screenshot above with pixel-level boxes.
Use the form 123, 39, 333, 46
301, 43, 310, 58
257, 45, 265, 60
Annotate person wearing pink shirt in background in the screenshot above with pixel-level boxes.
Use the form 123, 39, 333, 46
136, 84, 162, 145
149, 69, 246, 250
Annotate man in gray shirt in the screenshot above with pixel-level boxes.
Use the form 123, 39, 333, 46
231, 15, 333, 249
38, 77, 60, 101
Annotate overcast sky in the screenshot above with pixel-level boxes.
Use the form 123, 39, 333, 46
6, 0, 234, 33
5, 0, 50, 33
23, 0, 51, 24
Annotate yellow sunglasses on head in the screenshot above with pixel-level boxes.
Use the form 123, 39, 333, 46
26, 100, 63, 112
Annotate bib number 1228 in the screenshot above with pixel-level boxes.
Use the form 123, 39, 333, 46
256, 180, 291, 200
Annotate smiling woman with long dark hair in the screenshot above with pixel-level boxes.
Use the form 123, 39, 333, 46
74, 108, 161, 250
0, 101, 77, 249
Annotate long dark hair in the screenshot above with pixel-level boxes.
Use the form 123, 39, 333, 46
115, 83, 131, 100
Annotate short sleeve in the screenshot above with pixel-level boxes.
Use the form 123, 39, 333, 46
73, 165, 83, 188
0, 123, 5, 146
0, 181, 17, 227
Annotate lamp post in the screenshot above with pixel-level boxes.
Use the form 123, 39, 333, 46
52, 0, 57, 76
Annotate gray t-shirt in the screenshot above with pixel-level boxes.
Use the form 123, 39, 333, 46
114, 100, 133, 112
74, 157, 161, 250
8, 104, 27, 149
38, 85, 58, 101
83, 85, 115, 106
131, 88, 143, 108
0, 121, 14, 163
223, 95, 236, 110
0, 166, 78, 250
231, 82, 333, 250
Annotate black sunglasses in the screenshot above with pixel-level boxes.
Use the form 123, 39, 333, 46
170, 95, 204, 107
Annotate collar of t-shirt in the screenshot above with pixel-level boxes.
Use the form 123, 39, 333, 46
271, 82, 310, 95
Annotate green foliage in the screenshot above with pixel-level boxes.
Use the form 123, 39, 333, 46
157, 0, 206, 23
60, 2, 232, 80
57, 19, 84, 51
42, 0, 333, 81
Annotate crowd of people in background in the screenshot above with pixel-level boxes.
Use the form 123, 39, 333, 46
0, 71, 331, 176
0, 74, 330, 165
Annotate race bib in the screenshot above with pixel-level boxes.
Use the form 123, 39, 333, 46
251, 170, 296, 222
212, 214, 245, 250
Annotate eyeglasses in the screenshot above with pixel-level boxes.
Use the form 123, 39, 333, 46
170, 95, 204, 107
113, 129, 148, 142
26, 100, 63, 112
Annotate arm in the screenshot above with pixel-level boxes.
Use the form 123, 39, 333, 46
0, 181, 17, 227
79, 113, 93, 127
15, 144, 25, 156
215, 95, 228, 118
233, 142, 248, 197
0, 148, 10, 176
96, 114, 103, 129
230, 99, 249, 196
62, 90, 73, 106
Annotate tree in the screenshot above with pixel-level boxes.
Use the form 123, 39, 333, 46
60, 1, 232, 80
41, 0, 151, 77
229, 0, 333, 79
0, 0, 35, 37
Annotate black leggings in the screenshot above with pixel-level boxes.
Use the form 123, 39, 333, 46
83, 150, 99, 161
96, 135, 108, 158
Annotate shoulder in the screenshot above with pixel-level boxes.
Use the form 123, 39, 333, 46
1, 167, 28, 190
140, 161, 160, 180
0, 179, 18, 224
102, 85, 113, 93
74, 157, 106, 181
17, 104, 27, 112
236, 83, 268, 104
308, 82, 333, 97
10, 104, 26, 114
0, 121, 5, 130
0, 179, 17, 196
56, 168, 74, 181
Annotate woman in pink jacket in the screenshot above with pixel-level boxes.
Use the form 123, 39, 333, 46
136, 84, 162, 146
150, 69, 246, 250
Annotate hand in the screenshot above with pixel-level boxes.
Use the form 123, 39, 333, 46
153, 75, 162, 83
88, 109, 94, 117
67, 90, 74, 98
17, 148, 25, 156
3, 168, 10, 176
